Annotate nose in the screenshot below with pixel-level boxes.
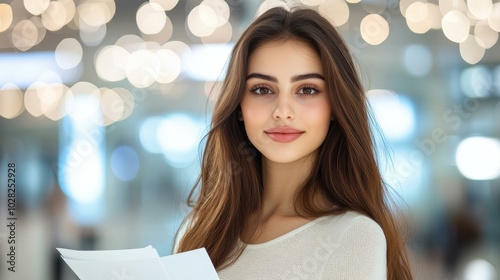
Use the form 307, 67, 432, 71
272, 94, 294, 120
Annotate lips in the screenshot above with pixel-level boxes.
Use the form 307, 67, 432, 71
264, 127, 304, 143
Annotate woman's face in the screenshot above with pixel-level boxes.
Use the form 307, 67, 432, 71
240, 39, 332, 164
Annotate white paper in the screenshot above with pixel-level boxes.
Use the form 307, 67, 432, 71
57, 246, 220, 280
58, 245, 160, 261
160, 248, 219, 280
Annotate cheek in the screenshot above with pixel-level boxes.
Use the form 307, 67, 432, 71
318, 97, 332, 122
241, 98, 269, 122
302, 101, 331, 125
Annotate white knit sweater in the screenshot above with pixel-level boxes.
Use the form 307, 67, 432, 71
216, 211, 387, 280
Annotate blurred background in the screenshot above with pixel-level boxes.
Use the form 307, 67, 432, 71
0, 0, 499, 279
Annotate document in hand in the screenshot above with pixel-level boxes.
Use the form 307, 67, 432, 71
57, 246, 220, 280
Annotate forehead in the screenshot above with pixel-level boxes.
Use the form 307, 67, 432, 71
247, 39, 323, 76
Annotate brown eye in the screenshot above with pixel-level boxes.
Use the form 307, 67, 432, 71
252, 87, 272, 95
298, 87, 319, 95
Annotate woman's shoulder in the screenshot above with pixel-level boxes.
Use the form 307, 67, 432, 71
320, 210, 377, 224
318, 210, 385, 244
317, 211, 387, 279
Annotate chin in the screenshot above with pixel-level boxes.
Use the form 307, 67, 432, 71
262, 152, 314, 164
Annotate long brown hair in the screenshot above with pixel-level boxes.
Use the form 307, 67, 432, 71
175, 6, 412, 279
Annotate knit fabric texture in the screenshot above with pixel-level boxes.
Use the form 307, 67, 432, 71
217, 211, 387, 280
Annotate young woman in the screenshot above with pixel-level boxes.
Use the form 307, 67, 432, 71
174, 6, 413, 280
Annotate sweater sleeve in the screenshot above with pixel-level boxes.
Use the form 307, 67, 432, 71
320, 216, 387, 280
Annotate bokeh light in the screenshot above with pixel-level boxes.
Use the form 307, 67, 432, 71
80, 24, 107, 46
467, 0, 493, 20
318, 0, 349, 27
157, 113, 204, 168
116, 34, 147, 52
140, 116, 164, 154
377, 146, 427, 207
24, 0, 50, 16
201, 21, 232, 44
55, 38, 83, 69
360, 14, 389, 45
30, 15, 47, 45
0, 3, 13, 32
68, 81, 101, 123
456, 136, 500, 180
442, 10, 470, 43
137, 2, 166, 35
12, 19, 39, 51
41, 0, 67, 31
367, 89, 417, 142
99, 87, 124, 125
474, 20, 499, 49
96, 45, 129, 82
464, 259, 497, 280
41, 83, 74, 121
489, 3, 500, 32
200, 0, 230, 28
151, 0, 179, 11
98, 87, 134, 125
59, 109, 106, 205
113, 87, 134, 120
361, 0, 387, 14
24, 82, 45, 117
187, 5, 217, 37
164, 40, 192, 72
60, 0, 76, 25
77, 0, 115, 28
460, 66, 492, 98
111, 145, 140, 181
427, 3, 442, 29
185, 43, 232, 81
141, 15, 173, 44
405, 2, 432, 34
300, 0, 325, 6
0, 83, 24, 119
400, 0, 418, 16
155, 48, 181, 83
460, 35, 486, 64
439, 0, 467, 15
125, 49, 159, 88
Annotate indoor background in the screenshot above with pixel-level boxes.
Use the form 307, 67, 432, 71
0, 0, 499, 279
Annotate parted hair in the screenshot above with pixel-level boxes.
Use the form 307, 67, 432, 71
175, 6, 412, 280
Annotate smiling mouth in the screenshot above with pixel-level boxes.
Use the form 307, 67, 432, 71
265, 132, 304, 143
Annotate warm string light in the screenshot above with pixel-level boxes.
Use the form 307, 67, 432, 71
7, 80, 134, 125
95, 36, 184, 88
4, 0, 499, 65
0, 0, 129, 123
0, 3, 13, 32
0, 83, 24, 119
402, 0, 500, 64
318, 0, 350, 27
4, 0, 113, 51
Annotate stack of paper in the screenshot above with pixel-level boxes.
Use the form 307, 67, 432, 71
57, 246, 220, 280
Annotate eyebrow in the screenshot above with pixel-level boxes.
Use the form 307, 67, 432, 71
246, 72, 325, 83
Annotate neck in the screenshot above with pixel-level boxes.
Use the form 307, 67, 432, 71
259, 152, 317, 218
